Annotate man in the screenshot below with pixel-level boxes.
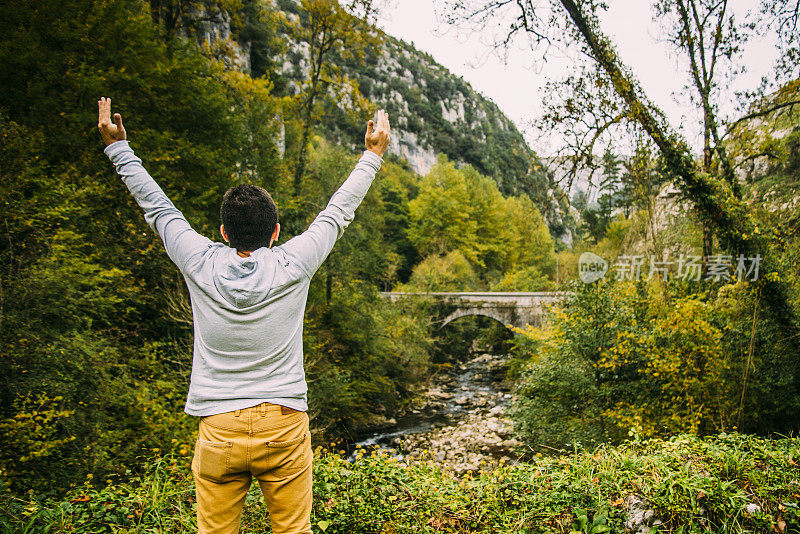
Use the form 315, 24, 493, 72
97, 97, 390, 534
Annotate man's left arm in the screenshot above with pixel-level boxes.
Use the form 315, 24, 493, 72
99, 98, 211, 272
276, 110, 389, 279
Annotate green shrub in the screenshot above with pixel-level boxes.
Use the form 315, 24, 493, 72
510, 279, 800, 449
3, 433, 797, 533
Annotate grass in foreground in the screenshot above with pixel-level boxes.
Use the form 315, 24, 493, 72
1, 433, 798, 533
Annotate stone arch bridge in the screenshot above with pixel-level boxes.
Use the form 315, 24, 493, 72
380, 292, 569, 330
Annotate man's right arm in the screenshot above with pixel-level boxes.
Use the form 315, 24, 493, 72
276, 110, 390, 279
98, 97, 211, 273
104, 140, 212, 273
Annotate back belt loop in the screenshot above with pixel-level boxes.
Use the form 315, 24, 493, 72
259, 403, 267, 416
234, 408, 241, 417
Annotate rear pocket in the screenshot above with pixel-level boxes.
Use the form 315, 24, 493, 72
193, 439, 232, 482
266, 432, 308, 477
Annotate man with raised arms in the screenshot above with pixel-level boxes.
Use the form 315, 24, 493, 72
97, 97, 390, 533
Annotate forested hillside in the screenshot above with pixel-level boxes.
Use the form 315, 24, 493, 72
2, 0, 800, 531
175, 0, 574, 239
506, 78, 800, 450
0, 0, 563, 496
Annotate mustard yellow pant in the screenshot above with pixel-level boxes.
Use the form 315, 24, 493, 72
191, 402, 313, 534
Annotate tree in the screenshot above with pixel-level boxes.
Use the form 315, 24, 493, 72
407, 156, 480, 262
580, 195, 613, 244
459, 165, 510, 271
500, 195, 556, 276
285, 0, 379, 193
761, 0, 800, 82
534, 65, 630, 197
402, 250, 480, 292
240, 0, 289, 80
657, 0, 746, 190
444, 0, 798, 339
654, 0, 752, 257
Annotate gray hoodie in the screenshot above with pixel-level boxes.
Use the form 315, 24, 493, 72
104, 140, 383, 416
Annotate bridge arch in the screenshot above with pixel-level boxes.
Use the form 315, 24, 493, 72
441, 307, 517, 329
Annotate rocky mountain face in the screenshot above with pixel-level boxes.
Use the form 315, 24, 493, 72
181, 3, 253, 72
173, 0, 574, 240
321, 37, 538, 186
728, 81, 800, 184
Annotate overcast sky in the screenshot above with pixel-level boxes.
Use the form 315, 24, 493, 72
374, 0, 779, 157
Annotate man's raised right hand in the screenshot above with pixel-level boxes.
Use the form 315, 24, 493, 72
365, 109, 390, 157
97, 97, 126, 146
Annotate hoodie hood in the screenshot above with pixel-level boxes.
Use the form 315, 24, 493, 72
212, 248, 275, 308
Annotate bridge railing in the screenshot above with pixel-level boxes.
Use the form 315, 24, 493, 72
379, 291, 573, 303
379, 291, 572, 297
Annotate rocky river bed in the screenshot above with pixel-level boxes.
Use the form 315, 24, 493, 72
347, 352, 526, 473
344, 353, 675, 532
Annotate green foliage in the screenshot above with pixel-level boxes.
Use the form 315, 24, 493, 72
402, 250, 480, 292
374, 160, 418, 285
3, 433, 798, 533
510, 279, 800, 450
408, 156, 479, 261
492, 266, 553, 292
0, 0, 431, 496
406, 156, 557, 291
579, 195, 615, 244
0, 0, 286, 494
494, 195, 557, 284
304, 279, 433, 434
239, 0, 288, 81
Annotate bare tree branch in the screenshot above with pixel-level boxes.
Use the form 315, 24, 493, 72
723, 99, 800, 138
762, 0, 800, 44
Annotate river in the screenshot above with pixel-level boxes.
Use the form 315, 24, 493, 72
344, 352, 525, 473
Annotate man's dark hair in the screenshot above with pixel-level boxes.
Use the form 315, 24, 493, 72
220, 184, 278, 251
